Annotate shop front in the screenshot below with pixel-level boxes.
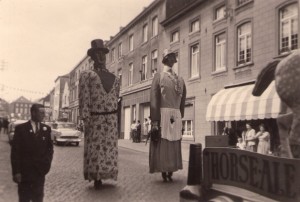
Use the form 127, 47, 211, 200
206, 81, 283, 151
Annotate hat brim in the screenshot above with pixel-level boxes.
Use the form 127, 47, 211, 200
87, 47, 109, 56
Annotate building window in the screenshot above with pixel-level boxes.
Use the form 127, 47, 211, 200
152, 16, 158, 37
190, 43, 200, 78
16, 103, 19, 107
118, 69, 122, 86
237, 22, 252, 65
111, 48, 115, 62
143, 24, 148, 43
15, 108, 19, 113
173, 52, 179, 75
237, 0, 252, 6
118, 43, 122, 58
129, 63, 133, 86
129, 35, 134, 51
214, 32, 226, 72
279, 3, 298, 54
182, 120, 193, 137
215, 5, 226, 21
171, 31, 179, 43
141, 55, 147, 81
190, 19, 200, 33
151, 50, 158, 76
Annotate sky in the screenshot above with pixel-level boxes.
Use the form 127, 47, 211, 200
0, 0, 153, 102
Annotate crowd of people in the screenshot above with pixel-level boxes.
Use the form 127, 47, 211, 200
230, 122, 271, 155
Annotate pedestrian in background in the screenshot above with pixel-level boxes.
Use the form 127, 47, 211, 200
79, 39, 120, 189
131, 120, 137, 142
143, 118, 150, 139
3, 118, 10, 134
149, 49, 186, 182
11, 103, 53, 202
136, 120, 141, 143
242, 122, 257, 152
255, 123, 271, 155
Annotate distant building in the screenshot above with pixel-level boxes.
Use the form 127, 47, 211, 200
0, 98, 9, 118
53, 74, 69, 121
69, 56, 93, 124
10, 96, 32, 120
106, 0, 165, 139
49, 88, 55, 121
61, 79, 70, 121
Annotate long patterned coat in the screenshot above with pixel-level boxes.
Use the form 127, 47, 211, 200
79, 70, 120, 181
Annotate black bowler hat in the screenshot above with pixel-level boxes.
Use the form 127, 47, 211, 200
87, 39, 109, 56
162, 49, 177, 64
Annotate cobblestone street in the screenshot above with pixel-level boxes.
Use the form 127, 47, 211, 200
0, 133, 188, 202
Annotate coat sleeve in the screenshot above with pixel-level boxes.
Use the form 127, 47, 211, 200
44, 127, 54, 175
79, 71, 91, 120
180, 80, 187, 118
150, 73, 161, 122
11, 125, 22, 176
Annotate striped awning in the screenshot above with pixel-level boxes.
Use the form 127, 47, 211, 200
206, 81, 281, 121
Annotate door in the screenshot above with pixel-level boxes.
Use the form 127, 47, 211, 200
124, 107, 131, 139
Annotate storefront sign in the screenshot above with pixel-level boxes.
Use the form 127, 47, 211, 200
203, 148, 300, 202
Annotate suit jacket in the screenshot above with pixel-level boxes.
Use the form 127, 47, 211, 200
11, 121, 53, 181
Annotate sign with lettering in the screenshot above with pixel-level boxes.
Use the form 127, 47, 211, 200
203, 148, 300, 202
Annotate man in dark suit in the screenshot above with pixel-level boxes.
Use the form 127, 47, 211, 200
11, 103, 53, 202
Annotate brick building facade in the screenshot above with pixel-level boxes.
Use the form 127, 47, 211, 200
105, 0, 299, 147
69, 56, 93, 124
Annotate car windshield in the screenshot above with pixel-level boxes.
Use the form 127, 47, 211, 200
54, 123, 75, 129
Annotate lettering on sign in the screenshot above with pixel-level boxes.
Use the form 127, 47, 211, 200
203, 148, 300, 202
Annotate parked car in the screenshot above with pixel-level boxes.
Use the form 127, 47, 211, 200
50, 122, 82, 146
8, 119, 28, 144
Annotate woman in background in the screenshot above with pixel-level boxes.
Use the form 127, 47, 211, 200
255, 124, 271, 155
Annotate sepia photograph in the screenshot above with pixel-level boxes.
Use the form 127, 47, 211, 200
0, 0, 300, 201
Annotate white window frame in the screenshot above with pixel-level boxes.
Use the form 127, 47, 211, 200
237, 22, 252, 65
215, 33, 226, 72
171, 31, 179, 43
190, 43, 200, 78
182, 120, 193, 137
151, 50, 158, 76
279, 3, 298, 54
111, 48, 115, 62
118, 43, 122, 58
129, 35, 134, 51
129, 63, 133, 86
141, 55, 147, 81
143, 24, 148, 43
215, 5, 226, 21
152, 16, 158, 37
190, 19, 200, 33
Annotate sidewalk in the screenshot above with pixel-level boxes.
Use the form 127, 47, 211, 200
118, 139, 278, 202
118, 139, 192, 162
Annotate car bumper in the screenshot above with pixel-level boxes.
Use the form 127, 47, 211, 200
56, 138, 81, 143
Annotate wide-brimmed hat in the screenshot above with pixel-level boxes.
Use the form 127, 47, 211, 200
162, 49, 177, 64
87, 39, 109, 56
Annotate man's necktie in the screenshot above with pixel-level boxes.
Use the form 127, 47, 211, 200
35, 122, 39, 135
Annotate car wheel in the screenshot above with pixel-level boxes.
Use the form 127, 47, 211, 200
75, 142, 79, 146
